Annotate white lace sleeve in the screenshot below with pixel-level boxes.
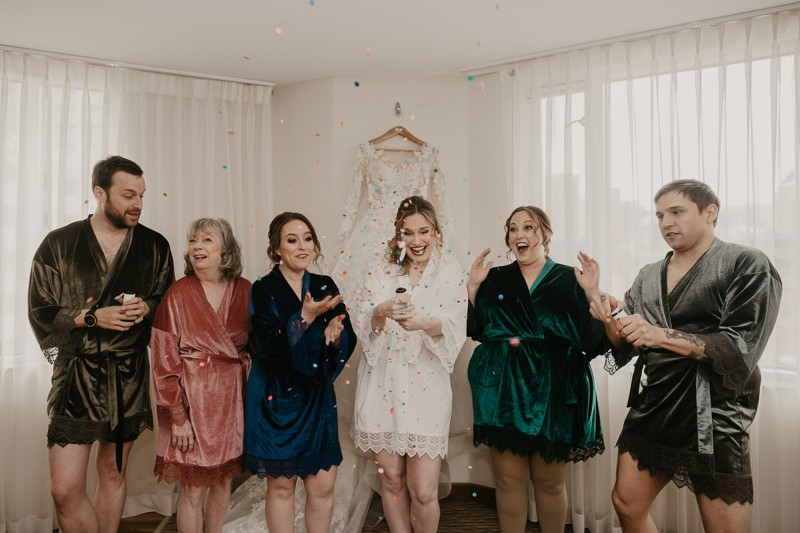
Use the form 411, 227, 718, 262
421, 260, 468, 373
430, 153, 457, 253
354, 262, 386, 367
337, 144, 368, 242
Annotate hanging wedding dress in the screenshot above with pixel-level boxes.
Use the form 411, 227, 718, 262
223, 142, 473, 533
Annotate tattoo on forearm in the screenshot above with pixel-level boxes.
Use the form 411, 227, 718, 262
664, 329, 708, 361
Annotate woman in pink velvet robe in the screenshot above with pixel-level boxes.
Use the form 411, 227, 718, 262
152, 218, 252, 533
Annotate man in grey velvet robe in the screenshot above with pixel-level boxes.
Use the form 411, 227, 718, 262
590, 180, 781, 533
28, 156, 174, 533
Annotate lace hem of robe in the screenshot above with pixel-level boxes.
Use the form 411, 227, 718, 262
47, 412, 153, 448
39, 308, 81, 364
242, 447, 343, 480
155, 455, 242, 487
155, 403, 188, 428
473, 425, 605, 463
619, 431, 753, 504
695, 333, 751, 398
351, 428, 448, 459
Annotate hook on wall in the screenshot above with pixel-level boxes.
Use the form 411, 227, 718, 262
395, 102, 402, 117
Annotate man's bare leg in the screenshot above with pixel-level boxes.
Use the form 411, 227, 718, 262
612, 451, 668, 533
696, 492, 751, 533
93, 440, 133, 533
49, 443, 97, 533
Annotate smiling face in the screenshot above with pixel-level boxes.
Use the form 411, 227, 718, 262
507, 210, 550, 266
655, 190, 717, 252
96, 171, 145, 229
188, 226, 223, 277
277, 220, 315, 274
399, 213, 434, 267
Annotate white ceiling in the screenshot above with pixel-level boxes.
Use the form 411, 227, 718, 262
0, 0, 788, 87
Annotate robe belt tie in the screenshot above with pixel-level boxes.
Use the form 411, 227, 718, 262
61, 348, 145, 473
183, 353, 244, 365
626, 349, 715, 457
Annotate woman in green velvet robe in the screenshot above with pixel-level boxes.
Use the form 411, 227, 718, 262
467, 206, 606, 533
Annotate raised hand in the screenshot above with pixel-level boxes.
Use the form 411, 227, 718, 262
588, 292, 621, 324
468, 248, 494, 305
301, 292, 343, 325
574, 251, 600, 298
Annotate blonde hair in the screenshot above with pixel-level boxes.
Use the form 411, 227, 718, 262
385, 196, 443, 274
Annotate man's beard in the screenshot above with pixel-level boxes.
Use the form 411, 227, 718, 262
104, 198, 140, 229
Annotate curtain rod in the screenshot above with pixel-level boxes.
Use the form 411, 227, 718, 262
460, 1, 800, 76
0, 44, 276, 87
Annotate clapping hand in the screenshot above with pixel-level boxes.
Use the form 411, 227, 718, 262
324, 314, 346, 346
301, 292, 342, 325
468, 248, 494, 304
574, 252, 600, 298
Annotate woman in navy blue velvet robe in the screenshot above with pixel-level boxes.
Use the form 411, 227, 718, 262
244, 212, 355, 533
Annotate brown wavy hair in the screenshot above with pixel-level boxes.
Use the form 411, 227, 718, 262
184, 218, 243, 282
385, 196, 443, 273
267, 212, 324, 271
504, 206, 553, 260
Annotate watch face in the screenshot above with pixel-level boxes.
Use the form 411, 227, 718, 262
85, 313, 97, 327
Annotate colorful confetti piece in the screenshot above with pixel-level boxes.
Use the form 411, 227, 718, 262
243, 55, 250, 60
509, 338, 520, 347
366, 48, 372, 56
275, 27, 282, 35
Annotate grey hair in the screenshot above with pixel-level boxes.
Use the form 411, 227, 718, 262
184, 218, 243, 282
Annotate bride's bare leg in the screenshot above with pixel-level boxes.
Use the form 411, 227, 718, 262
265, 475, 297, 533
304, 466, 337, 533
406, 454, 442, 533
376, 450, 412, 533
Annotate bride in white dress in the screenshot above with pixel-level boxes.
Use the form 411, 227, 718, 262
223, 143, 470, 533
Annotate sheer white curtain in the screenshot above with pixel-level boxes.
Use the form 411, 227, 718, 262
501, 9, 800, 533
0, 50, 273, 533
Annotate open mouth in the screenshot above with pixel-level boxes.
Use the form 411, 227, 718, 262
193, 254, 207, 260
296, 253, 309, 259
410, 245, 427, 257
665, 232, 680, 238
515, 243, 529, 253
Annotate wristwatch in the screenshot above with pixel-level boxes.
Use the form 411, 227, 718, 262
84, 306, 98, 328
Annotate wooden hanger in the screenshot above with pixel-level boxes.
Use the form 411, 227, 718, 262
368, 126, 426, 153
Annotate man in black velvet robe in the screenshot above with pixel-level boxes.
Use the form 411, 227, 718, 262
591, 180, 781, 533
28, 156, 174, 533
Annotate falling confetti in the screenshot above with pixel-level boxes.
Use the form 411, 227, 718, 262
227, 129, 235, 134
199, 362, 205, 367
477, 41, 481, 45
346, 380, 350, 384
340, 121, 344, 125
280, 119, 284, 124
163, 192, 168, 196
268, 395, 273, 401
310, 0, 315, 4
509, 338, 521, 347
223, 165, 227, 169
243, 55, 250, 60
315, 133, 321, 137
462, 177, 467, 182
275, 27, 282, 35
468, 75, 474, 81
86, 296, 94, 303
85, 199, 89, 203
410, 115, 415, 120
434, 192, 440, 197
288, 189, 293, 194
378, 468, 384, 474
497, 215, 502, 221
498, 294, 504, 300
381, 157, 387, 163
473, 492, 478, 497
366, 48, 372, 56
478, 82, 485, 91
355, 81, 360, 87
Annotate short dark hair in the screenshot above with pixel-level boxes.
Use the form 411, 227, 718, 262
91, 156, 143, 193
654, 179, 720, 227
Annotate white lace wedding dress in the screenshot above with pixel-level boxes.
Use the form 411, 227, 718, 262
222, 143, 471, 533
